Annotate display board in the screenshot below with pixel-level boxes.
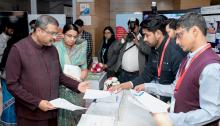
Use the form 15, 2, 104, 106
201, 5, 220, 54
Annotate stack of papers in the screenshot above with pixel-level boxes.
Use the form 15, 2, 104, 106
77, 114, 115, 126
63, 64, 81, 81
49, 98, 86, 111
129, 90, 170, 113
83, 89, 113, 99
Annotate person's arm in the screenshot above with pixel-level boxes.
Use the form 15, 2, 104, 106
135, 38, 151, 56
168, 63, 220, 126
97, 40, 103, 63
131, 55, 155, 87
144, 82, 175, 97
80, 69, 88, 80
116, 60, 155, 91
106, 41, 121, 68
6, 46, 41, 110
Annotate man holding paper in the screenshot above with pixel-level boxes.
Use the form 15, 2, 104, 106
6, 15, 89, 126
111, 15, 184, 103
135, 13, 220, 126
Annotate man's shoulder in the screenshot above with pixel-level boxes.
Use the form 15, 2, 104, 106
83, 31, 92, 36
14, 36, 30, 48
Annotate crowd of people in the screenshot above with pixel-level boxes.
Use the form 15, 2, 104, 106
0, 12, 219, 126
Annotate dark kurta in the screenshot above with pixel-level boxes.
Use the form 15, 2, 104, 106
5, 35, 80, 123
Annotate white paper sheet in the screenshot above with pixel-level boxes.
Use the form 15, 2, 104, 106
129, 90, 170, 113
77, 114, 115, 126
83, 89, 113, 99
49, 98, 86, 111
63, 64, 81, 81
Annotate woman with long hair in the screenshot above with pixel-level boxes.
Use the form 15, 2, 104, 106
97, 26, 122, 77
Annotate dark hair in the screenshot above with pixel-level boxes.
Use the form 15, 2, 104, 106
63, 24, 79, 34
177, 12, 207, 35
1, 21, 15, 32
74, 19, 84, 27
35, 15, 59, 29
127, 18, 139, 26
140, 15, 168, 35
103, 26, 116, 42
166, 18, 178, 30
29, 19, 36, 26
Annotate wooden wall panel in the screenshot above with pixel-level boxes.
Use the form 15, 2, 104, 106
180, 0, 210, 9
77, 0, 110, 56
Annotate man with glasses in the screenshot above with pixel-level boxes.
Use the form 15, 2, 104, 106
111, 15, 184, 103
143, 13, 220, 126
5, 15, 89, 126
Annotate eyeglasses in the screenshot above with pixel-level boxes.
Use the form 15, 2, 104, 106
175, 29, 186, 40
104, 31, 111, 34
65, 34, 77, 39
40, 28, 58, 37
175, 27, 191, 40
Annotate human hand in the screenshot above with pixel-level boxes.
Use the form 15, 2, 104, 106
109, 82, 132, 93
132, 33, 139, 45
152, 112, 173, 126
103, 64, 108, 69
54, 32, 64, 42
38, 100, 56, 112
78, 81, 90, 93
134, 84, 145, 92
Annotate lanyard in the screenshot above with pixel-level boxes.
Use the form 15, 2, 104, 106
157, 37, 171, 79
174, 44, 211, 92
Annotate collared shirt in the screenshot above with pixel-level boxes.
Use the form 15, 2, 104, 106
0, 32, 10, 62
121, 42, 139, 72
144, 45, 220, 126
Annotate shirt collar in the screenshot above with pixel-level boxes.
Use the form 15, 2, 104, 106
29, 35, 45, 50
1, 32, 10, 41
187, 44, 207, 59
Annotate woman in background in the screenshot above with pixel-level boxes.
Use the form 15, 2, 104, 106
54, 23, 87, 126
98, 26, 122, 77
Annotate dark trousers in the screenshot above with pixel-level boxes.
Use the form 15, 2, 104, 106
118, 69, 139, 83
17, 117, 57, 126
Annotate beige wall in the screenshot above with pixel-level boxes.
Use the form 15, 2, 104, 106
179, 0, 210, 9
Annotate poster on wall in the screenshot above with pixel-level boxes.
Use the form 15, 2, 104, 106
201, 5, 220, 54
80, 4, 90, 16
116, 13, 142, 41
204, 15, 220, 53
204, 15, 220, 43
28, 14, 66, 33
79, 16, 91, 25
